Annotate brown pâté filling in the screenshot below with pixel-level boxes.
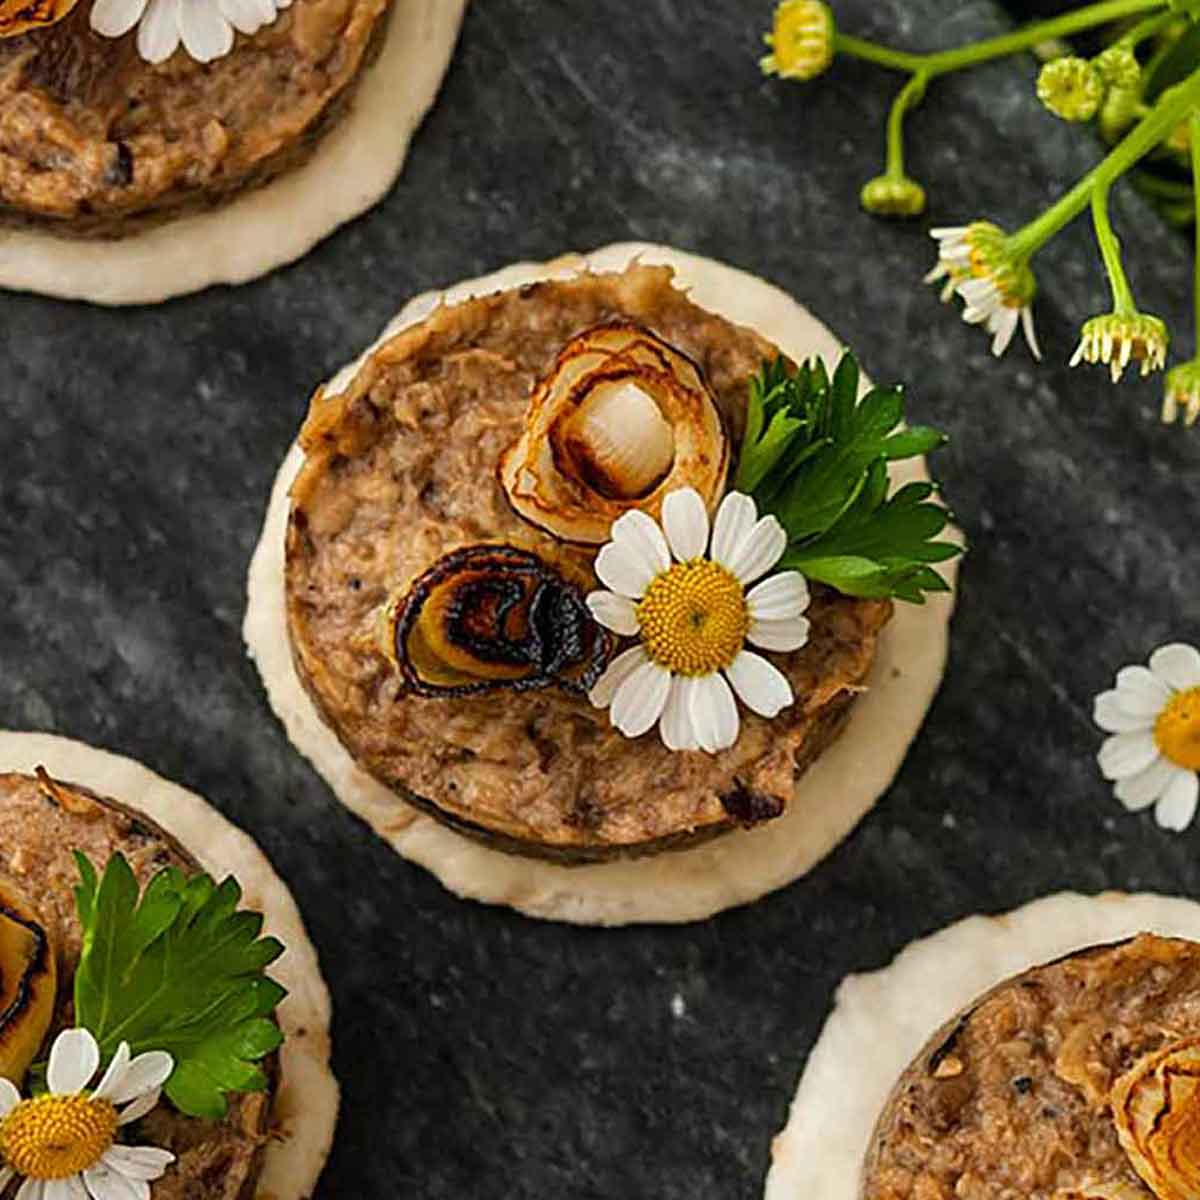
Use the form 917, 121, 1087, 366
285, 264, 894, 861
0, 0, 389, 235
0, 772, 273, 1200
863, 934, 1200, 1200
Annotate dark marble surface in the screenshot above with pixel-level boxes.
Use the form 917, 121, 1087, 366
2, 1, 1199, 1197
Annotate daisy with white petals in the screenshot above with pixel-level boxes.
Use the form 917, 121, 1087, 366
1095, 643, 1200, 832
587, 487, 810, 754
927, 223, 1042, 360
0, 1028, 175, 1200
90, 0, 289, 65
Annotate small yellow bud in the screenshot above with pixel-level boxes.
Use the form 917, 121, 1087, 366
1037, 56, 1104, 122
760, 0, 835, 83
860, 174, 926, 218
1095, 45, 1141, 90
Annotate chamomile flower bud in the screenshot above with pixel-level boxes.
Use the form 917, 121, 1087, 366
1070, 313, 1169, 383
1095, 44, 1141, 90
927, 223, 1041, 359
760, 0, 835, 82
1163, 361, 1200, 427
860, 174, 926, 218
1037, 56, 1104, 122
1099, 84, 1142, 143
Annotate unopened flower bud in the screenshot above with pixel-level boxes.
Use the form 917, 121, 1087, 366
1037, 57, 1104, 122
1095, 45, 1141, 90
860, 174, 926, 218
760, 0, 835, 83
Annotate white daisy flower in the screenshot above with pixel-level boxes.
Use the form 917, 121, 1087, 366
0, 1028, 175, 1200
90, 0, 289, 65
1095, 643, 1200, 832
927, 223, 1042, 360
587, 487, 810, 754
1164, 360, 1200, 427
1070, 312, 1169, 384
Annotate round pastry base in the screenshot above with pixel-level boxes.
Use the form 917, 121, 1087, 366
0, 0, 465, 305
765, 891, 1200, 1200
243, 242, 960, 927
0, 730, 338, 1200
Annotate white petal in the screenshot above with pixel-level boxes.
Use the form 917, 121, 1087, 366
586, 591, 639, 637
17, 1180, 45, 1200
747, 571, 810, 622
710, 492, 757, 568
216, 0, 272, 32
48, 1028, 100, 1096
92, 1041, 131, 1102
0, 1077, 20, 1116
689, 672, 740, 753
1150, 643, 1200, 692
0, 1167, 13, 1192
659, 676, 699, 752
1097, 731, 1160, 781
610, 659, 671, 739
1114, 757, 1178, 811
661, 488, 710, 562
1093, 690, 1155, 734
136, 0, 181, 63
116, 1088, 161, 1126
101, 1146, 175, 1182
1115, 665, 1172, 715
990, 307, 1018, 357
1021, 307, 1042, 360
588, 645, 647, 710
594, 541, 657, 599
747, 616, 810, 654
725, 651, 794, 718
1156, 769, 1200, 832
43, 1180, 85, 1200
609, 509, 670, 576
90, 0, 148, 36
724, 515, 788, 585
179, 0, 233, 60
106, 1051, 173, 1106
82, 1163, 146, 1200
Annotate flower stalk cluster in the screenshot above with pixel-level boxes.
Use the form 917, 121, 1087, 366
759, 0, 1200, 428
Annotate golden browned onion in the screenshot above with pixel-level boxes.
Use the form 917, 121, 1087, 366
0, 0, 79, 36
0, 877, 55, 1085
500, 322, 729, 544
1056, 1182, 1155, 1199
391, 544, 615, 698
1112, 1038, 1200, 1200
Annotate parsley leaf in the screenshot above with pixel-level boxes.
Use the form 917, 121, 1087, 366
736, 354, 959, 603
73, 852, 286, 1120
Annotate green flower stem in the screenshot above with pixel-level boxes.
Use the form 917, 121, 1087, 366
1116, 8, 1175, 47
1191, 110, 1200, 344
836, 0, 1167, 78
1010, 66, 1200, 260
885, 72, 928, 177
1091, 183, 1137, 314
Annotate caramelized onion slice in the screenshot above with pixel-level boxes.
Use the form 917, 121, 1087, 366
0, 0, 79, 36
392, 545, 615, 697
500, 322, 729, 544
1112, 1038, 1200, 1200
0, 878, 56, 1085
1056, 1181, 1155, 1199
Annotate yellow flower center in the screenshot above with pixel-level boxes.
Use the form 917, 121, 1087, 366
636, 560, 749, 676
0, 1094, 118, 1180
1156, 688, 1200, 772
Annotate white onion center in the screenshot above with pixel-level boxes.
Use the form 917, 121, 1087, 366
565, 381, 675, 499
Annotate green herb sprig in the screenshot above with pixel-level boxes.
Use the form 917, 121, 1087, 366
73, 852, 286, 1120
736, 353, 960, 603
